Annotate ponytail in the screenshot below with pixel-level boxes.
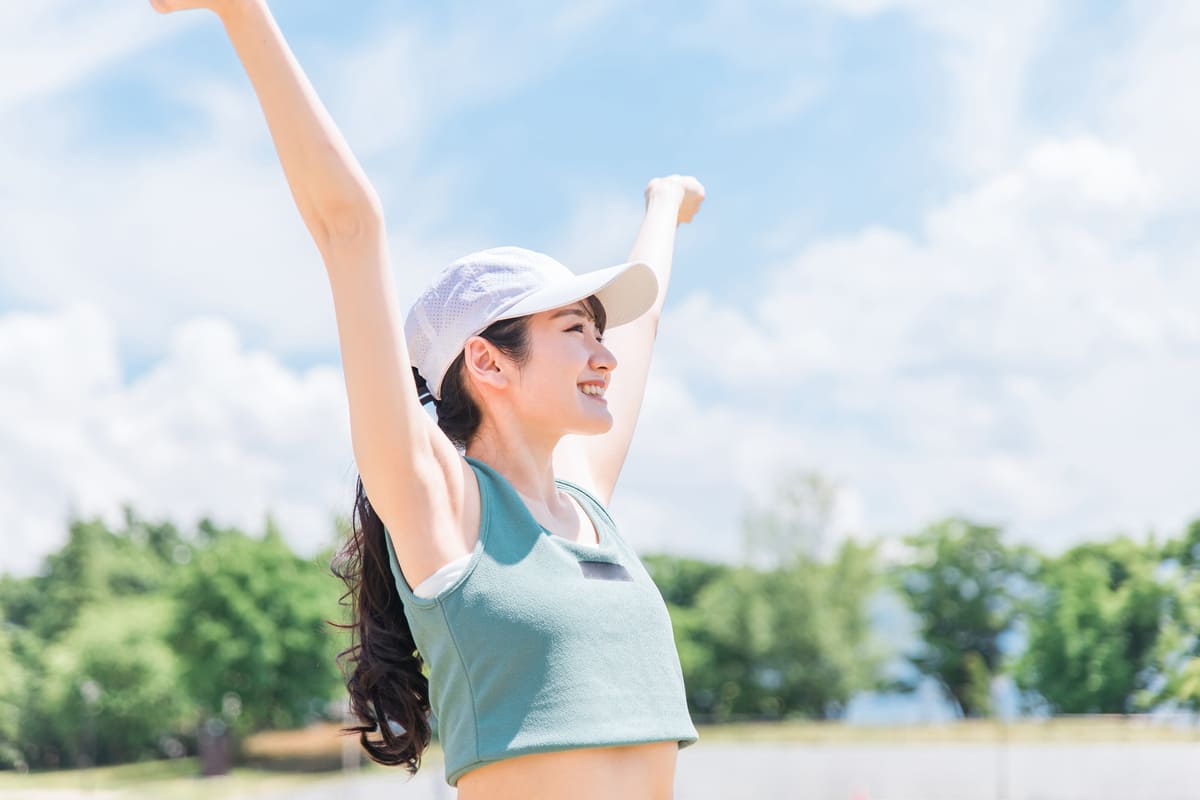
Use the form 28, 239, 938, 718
331, 479, 432, 773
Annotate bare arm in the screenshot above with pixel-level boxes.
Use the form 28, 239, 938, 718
555, 175, 705, 506
153, 0, 380, 239
153, 0, 465, 559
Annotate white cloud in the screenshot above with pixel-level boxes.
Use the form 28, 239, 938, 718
672, 1, 831, 133
0, 122, 352, 365
603, 8, 1200, 563
634, 135, 1200, 560
323, 0, 633, 163
0, 1, 639, 371
0, 1, 645, 575
872, 0, 1059, 177
5, 0, 1200, 581
0, 1, 203, 114
815, 0, 903, 18
1106, 3, 1200, 212
683, 0, 1059, 173
0, 304, 355, 577
546, 191, 645, 270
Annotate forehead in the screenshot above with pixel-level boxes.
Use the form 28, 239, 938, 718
542, 301, 593, 322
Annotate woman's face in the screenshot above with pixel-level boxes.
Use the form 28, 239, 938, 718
514, 298, 617, 435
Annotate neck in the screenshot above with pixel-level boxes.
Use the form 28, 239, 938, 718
465, 422, 564, 511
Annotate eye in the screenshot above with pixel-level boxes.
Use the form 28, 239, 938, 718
568, 323, 604, 344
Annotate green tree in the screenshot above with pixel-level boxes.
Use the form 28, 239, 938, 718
656, 539, 887, 721
8, 506, 185, 641
2, 506, 191, 768
642, 555, 729, 607
643, 555, 731, 717
684, 565, 778, 719
2, 507, 349, 768
21, 596, 191, 767
0, 624, 29, 769
895, 517, 1034, 717
167, 517, 345, 736
1153, 520, 1200, 708
676, 469, 890, 721
819, 538, 890, 712
767, 538, 887, 718
1014, 537, 1172, 713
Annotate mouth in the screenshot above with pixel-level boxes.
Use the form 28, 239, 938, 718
576, 383, 604, 402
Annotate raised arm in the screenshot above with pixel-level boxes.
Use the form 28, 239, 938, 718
555, 175, 705, 506
154, 0, 381, 238
153, 0, 460, 546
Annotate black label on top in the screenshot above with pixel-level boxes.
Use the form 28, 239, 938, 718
579, 561, 633, 582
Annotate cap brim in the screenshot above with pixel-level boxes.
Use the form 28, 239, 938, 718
494, 260, 659, 328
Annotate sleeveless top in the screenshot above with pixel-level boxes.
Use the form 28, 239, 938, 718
413, 522, 600, 597
383, 455, 699, 786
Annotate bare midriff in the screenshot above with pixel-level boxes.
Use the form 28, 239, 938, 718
454, 740, 679, 800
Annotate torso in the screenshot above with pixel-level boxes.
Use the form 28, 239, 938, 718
388, 455, 680, 797
456, 740, 679, 800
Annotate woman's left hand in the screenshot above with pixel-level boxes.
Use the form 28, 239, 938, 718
645, 175, 705, 224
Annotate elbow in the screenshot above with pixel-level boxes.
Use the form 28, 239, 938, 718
314, 190, 385, 241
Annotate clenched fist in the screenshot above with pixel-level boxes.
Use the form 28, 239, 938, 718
645, 175, 705, 225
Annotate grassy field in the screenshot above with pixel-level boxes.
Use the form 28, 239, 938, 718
0, 728, 444, 799
0, 758, 354, 799
3, 716, 1198, 797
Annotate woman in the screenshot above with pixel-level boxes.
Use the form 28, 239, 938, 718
152, 1, 705, 797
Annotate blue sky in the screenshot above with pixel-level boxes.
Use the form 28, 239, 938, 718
3, 0, 1200, 588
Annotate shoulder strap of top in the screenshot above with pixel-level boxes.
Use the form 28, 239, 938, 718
554, 478, 627, 545
463, 456, 544, 559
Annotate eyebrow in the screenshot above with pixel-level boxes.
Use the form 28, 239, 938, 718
550, 307, 593, 321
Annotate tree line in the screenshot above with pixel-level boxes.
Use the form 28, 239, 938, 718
3, 477, 1200, 771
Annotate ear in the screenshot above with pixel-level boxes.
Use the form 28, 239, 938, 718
463, 336, 511, 394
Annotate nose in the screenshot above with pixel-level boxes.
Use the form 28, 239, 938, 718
592, 340, 617, 372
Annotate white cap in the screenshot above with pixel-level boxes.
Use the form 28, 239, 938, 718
404, 246, 658, 401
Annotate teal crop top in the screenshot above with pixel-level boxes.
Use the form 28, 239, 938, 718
383, 455, 699, 786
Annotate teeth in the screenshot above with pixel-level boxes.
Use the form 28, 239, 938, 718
579, 385, 604, 397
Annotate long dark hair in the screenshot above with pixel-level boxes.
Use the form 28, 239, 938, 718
330, 295, 606, 773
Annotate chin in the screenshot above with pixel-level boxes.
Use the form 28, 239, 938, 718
572, 413, 614, 436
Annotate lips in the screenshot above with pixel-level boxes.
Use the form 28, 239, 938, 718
576, 383, 604, 400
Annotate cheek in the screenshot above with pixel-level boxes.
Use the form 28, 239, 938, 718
535, 359, 580, 397
534, 337, 577, 370
524, 333, 586, 387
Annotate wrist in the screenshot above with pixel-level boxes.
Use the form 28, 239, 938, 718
644, 179, 685, 208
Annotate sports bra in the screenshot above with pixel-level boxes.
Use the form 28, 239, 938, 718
383, 455, 699, 786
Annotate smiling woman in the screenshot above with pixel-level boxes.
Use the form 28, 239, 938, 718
150, 1, 705, 797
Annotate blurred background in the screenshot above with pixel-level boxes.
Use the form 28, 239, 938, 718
3, 1, 1200, 798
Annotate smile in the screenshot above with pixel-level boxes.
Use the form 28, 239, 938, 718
576, 383, 604, 402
